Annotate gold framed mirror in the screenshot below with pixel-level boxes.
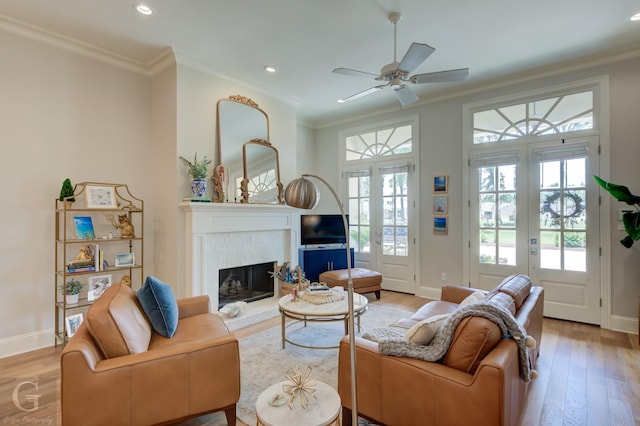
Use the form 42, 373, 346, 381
240, 138, 284, 204
215, 95, 283, 204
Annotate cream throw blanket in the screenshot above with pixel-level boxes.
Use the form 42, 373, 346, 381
365, 300, 536, 382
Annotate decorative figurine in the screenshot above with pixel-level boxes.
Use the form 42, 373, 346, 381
107, 214, 135, 239
121, 275, 131, 287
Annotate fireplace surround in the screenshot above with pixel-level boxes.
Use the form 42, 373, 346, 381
181, 202, 299, 327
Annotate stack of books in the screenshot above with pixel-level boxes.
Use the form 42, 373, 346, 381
66, 260, 95, 273
66, 244, 103, 273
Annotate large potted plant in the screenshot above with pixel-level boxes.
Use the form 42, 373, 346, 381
594, 176, 640, 248
179, 153, 212, 198
59, 178, 76, 208
60, 279, 84, 304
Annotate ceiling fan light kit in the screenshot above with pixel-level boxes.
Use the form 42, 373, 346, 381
334, 12, 469, 107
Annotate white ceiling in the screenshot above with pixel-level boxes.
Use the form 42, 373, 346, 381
1, 0, 639, 126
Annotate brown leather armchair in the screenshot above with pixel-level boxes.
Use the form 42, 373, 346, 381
61, 284, 240, 426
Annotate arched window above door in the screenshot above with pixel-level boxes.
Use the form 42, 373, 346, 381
473, 90, 594, 144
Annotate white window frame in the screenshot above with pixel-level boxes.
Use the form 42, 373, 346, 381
462, 76, 611, 328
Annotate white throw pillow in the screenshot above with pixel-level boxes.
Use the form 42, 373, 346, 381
404, 313, 450, 345
459, 290, 487, 307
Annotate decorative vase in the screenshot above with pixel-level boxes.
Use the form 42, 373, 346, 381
191, 178, 207, 198
66, 294, 79, 304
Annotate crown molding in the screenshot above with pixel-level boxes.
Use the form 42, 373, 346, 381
147, 48, 176, 77
0, 14, 150, 76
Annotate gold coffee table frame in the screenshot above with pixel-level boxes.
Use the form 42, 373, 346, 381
278, 293, 368, 350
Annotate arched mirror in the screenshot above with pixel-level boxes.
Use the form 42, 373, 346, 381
215, 95, 283, 204
241, 138, 284, 204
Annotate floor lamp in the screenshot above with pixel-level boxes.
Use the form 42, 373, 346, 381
284, 174, 358, 426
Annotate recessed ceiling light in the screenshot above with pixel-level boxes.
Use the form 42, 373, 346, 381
134, 3, 154, 16
631, 12, 640, 21
264, 65, 279, 73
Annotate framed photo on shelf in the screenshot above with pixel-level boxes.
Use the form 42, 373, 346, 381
433, 195, 448, 214
433, 216, 448, 235
85, 185, 117, 209
115, 253, 135, 268
433, 175, 448, 193
65, 313, 84, 338
73, 216, 96, 240
88, 274, 112, 300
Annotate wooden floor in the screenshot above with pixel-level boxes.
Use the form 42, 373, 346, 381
0, 290, 638, 426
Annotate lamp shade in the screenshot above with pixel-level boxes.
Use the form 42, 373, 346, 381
284, 177, 319, 209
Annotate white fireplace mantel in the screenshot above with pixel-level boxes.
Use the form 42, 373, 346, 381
180, 202, 299, 313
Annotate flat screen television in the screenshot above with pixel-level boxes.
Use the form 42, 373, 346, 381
300, 214, 348, 246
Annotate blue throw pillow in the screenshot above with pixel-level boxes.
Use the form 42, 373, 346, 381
136, 276, 179, 338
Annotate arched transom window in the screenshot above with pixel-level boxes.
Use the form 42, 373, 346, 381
473, 90, 593, 144
345, 124, 413, 161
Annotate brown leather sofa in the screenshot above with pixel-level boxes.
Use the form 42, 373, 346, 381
338, 274, 543, 426
61, 284, 240, 426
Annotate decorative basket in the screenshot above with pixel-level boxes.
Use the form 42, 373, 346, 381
280, 279, 310, 295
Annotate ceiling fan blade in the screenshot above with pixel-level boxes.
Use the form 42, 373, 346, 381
398, 43, 435, 73
394, 85, 419, 106
338, 85, 384, 103
411, 68, 469, 84
333, 68, 379, 79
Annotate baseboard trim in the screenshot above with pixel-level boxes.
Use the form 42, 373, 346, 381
610, 315, 639, 336
416, 286, 442, 301
0, 329, 53, 359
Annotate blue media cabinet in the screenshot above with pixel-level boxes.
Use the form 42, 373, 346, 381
299, 247, 355, 282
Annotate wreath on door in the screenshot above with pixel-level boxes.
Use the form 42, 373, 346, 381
540, 191, 585, 227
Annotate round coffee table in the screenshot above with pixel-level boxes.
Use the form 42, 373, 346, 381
278, 292, 368, 349
255, 380, 340, 426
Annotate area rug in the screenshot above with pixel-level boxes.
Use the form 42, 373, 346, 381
234, 303, 412, 425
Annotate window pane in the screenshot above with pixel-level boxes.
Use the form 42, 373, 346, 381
498, 230, 516, 265
498, 165, 516, 191
565, 158, 585, 188
479, 167, 495, 192
359, 176, 370, 197
540, 190, 561, 229
480, 194, 496, 227
564, 190, 585, 229
540, 161, 561, 189
480, 230, 496, 264
498, 193, 516, 227
540, 231, 561, 269
564, 232, 586, 272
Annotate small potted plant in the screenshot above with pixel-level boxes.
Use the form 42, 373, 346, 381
179, 153, 212, 198
59, 178, 76, 208
60, 279, 84, 304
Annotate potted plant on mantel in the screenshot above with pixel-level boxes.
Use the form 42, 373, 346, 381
179, 153, 212, 199
60, 279, 84, 304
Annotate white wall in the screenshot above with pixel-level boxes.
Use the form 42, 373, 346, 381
0, 29, 154, 356
317, 55, 640, 328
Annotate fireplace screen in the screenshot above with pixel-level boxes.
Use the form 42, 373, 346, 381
218, 261, 275, 308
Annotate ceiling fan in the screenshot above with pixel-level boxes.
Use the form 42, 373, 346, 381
333, 12, 469, 107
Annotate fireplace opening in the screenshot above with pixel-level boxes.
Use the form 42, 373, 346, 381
218, 261, 275, 309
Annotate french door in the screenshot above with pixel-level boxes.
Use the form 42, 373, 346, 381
346, 161, 415, 294
470, 137, 601, 324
